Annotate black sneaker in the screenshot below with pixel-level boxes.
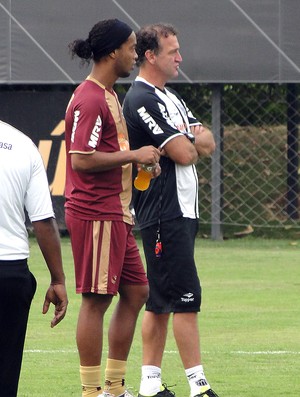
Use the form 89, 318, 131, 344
138, 383, 176, 397
194, 388, 220, 397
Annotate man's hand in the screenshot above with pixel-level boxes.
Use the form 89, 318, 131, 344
151, 162, 161, 178
134, 145, 161, 165
43, 283, 68, 328
191, 125, 216, 157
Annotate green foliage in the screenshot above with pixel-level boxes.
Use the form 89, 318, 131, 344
196, 124, 300, 236
222, 84, 288, 126
161, 83, 299, 126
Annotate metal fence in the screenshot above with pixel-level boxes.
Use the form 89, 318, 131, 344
3, 82, 297, 238
155, 83, 300, 239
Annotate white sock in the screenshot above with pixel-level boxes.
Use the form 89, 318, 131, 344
139, 365, 162, 396
185, 365, 210, 396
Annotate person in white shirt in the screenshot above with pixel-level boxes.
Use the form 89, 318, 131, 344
0, 120, 68, 397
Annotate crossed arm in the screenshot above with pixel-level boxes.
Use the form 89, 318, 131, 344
162, 125, 215, 165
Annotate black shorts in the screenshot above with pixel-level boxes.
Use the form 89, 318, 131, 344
140, 217, 201, 314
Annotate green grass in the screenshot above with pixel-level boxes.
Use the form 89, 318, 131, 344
18, 237, 300, 396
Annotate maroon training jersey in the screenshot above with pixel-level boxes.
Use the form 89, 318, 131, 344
64, 76, 133, 224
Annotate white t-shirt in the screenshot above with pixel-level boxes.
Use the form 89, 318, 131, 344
0, 120, 54, 260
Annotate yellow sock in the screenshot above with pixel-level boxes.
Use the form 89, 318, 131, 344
104, 358, 126, 396
80, 365, 102, 397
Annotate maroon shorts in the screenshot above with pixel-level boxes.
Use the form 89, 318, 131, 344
65, 213, 148, 295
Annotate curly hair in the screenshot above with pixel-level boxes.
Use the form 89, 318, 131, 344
135, 23, 178, 67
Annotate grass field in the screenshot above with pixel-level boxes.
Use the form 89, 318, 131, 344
18, 236, 300, 397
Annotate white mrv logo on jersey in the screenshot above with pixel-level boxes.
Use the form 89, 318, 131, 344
88, 116, 102, 148
71, 110, 80, 143
137, 107, 163, 134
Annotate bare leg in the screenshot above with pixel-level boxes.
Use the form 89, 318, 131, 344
173, 312, 201, 368
108, 284, 149, 360
76, 293, 113, 366
141, 311, 170, 367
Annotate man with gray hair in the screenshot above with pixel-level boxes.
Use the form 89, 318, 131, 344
123, 23, 219, 397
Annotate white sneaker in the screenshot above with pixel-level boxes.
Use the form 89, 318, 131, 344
124, 392, 135, 397
98, 391, 134, 397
